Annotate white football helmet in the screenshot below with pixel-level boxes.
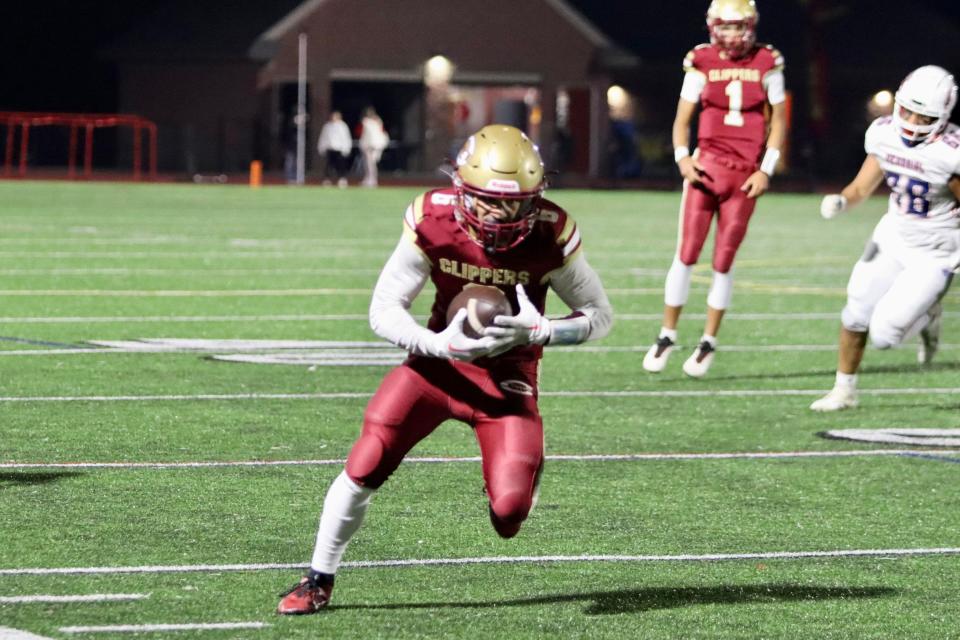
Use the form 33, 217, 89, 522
893, 65, 957, 145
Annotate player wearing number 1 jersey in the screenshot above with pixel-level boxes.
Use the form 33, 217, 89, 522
811, 65, 960, 412
643, 0, 787, 378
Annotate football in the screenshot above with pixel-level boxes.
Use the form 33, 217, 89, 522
446, 285, 513, 339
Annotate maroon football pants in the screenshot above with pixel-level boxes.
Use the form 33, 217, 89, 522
677, 151, 758, 273
345, 356, 544, 538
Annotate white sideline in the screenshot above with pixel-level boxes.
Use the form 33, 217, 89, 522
0, 314, 369, 323
0, 388, 958, 402
2, 449, 959, 470
4, 548, 960, 577
0, 289, 370, 297
0, 311, 952, 323
0, 628, 56, 640
0, 288, 665, 297
0, 594, 149, 604
59, 623, 269, 634
1, 343, 956, 358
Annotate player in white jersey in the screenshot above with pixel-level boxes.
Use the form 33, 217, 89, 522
812, 65, 960, 411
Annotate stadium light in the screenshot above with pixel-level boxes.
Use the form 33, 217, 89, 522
872, 90, 893, 108
606, 85, 633, 120
424, 55, 455, 87
867, 89, 894, 118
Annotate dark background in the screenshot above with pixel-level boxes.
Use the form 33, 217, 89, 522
2, 1, 958, 181
4, 1, 957, 112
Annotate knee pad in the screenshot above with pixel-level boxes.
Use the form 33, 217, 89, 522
841, 302, 871, 333
345, 432, 390, 489
868, 316, 903, 350
664, 256, 693, 307
489, 491, 531, 539
706, 270, 734, 310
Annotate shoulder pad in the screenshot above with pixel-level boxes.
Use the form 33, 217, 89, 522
554, 211, 582, 263
402, 194, 426, 240
759, 44, 785, 69
683, 44, 711, 71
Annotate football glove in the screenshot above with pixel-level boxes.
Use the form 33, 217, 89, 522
484, 284, 551, 349
429, 308, 510, 361
820, 194, 848, 220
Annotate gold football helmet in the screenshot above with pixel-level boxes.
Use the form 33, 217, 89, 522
706, 0, 758, 58
453, 125, 546, 253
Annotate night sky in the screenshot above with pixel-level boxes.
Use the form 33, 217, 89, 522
3, 0, 959, 113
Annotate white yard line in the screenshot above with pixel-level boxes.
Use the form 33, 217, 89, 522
0, 627, 56, 640
1, 343, 957, 357
2, 449, 957, 470
0, 288, 667, 296
0, 287, 838, 297
0, 312, 954, 324
0, 388, 956, 403
0, 314, 369, 324
0, 289, 370, 297
5, 548, 959, 578
0, 268, 382, 276
0, 594, 148, 604
59, 623, 269, 634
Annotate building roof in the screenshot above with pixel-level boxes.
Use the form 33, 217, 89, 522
101, 0, 305, 62
103, 0, 637, 70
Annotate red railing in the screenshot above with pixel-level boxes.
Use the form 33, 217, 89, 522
0, 112, 157, 180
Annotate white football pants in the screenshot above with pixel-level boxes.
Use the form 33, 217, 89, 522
841, 217, 954, 349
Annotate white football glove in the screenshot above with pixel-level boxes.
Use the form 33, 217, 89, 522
820, 194, 848, 220
483, 284, 552, 352
428, 308, 510, 362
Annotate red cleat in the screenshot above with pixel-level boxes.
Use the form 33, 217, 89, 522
277, 576, 334, 615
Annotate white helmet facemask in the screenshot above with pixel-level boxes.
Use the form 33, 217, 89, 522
893, 65, 958, 145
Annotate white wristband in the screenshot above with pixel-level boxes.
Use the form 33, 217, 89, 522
759, 148, 781, 177
673, 146, 690, 164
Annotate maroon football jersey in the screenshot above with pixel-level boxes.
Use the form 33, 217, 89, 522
684, 43, 784, 163
402, 187, 582, 364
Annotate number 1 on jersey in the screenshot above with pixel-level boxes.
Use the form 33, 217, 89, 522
724, 80, 744, 127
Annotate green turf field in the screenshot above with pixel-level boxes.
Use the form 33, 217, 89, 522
0, 181, 957, 639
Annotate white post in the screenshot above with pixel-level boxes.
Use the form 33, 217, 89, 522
296, 33, 308, 185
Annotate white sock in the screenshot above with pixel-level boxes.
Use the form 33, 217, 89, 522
310, 471, 374, 574
659, 327, 678, 342
835, 372, 858, 390
664, 257, 693, 307
701, 334, 717, 348
706, 270, 734, 310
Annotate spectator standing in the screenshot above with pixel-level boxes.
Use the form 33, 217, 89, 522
359, 107, 389, 187
317, 110, 352, 187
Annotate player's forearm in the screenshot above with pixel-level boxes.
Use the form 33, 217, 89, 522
840, 156, 885, 208
546, 255, 613, 345
948, 175, 960, 202
368, 237, 439, 357
672, 113, 693, 152
764, 104, 787, 154
369, 300, 438, 356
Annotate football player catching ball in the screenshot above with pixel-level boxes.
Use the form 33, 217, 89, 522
277, 125, 613, 614
811, 65, 959, 412
643, 0, 787, 377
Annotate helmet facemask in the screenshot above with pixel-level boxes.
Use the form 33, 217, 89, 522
455, 182, 541, 253
893, 66, 958, 146
452, 125, 546, 254
893, 104, 941, 145
709, 19, 756, 58
706, 0, 758, 59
